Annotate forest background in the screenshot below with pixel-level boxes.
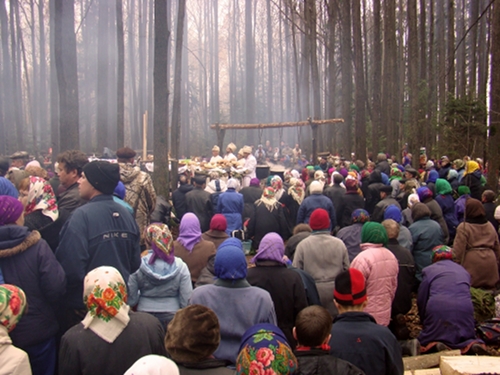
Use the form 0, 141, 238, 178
0, 0, 500, 196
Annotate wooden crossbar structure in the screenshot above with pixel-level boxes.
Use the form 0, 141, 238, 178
211, 118, 344, 163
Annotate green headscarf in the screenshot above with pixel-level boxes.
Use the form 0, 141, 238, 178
361, 222, 388, 246
435, 178, 452, 196
458, 185, 471, 196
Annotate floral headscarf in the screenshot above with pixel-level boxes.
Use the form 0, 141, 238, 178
24, 176, 59, 222
0, 284, 27, 333
145, 223, 174, 265
351, 209, 370, 224
431, 245, 454, 263
257, 187, 280, 212
270, 176, 284, 201
288, 178, 304, 205
176, 213, 202, 252
236, 323, 298, 375
82, 266, 130, 343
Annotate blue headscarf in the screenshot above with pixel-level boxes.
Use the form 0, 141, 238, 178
0, 177, 18, 198
215, 238, 247, 280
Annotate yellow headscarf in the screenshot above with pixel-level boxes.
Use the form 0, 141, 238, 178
464, 160, 480, 176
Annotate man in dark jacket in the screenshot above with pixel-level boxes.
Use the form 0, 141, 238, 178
297, 181, 336, 230
185, 175, 214, 233
365, 170, 386, 214
382, 219, 415, 339
56, 161, 141, 332
240, 178, 263, 220
172, 173, 194, 220
374, 153, 391, 176
371, 185, 401, 223
324, 174, 345, 225
294, 306, 363, 375
56, 150, 89, 212
329, 269, 404, 375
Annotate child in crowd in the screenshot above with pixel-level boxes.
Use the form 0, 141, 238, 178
293, 305, 363, 375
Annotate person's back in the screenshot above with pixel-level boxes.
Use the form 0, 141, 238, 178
217, 179, 243, 234
172, 175, 194, 220
297, 182, 336, 228
329, 269, 403, 375
185, 177, 214, 233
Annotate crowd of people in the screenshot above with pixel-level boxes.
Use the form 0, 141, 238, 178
0, 144, 498, 375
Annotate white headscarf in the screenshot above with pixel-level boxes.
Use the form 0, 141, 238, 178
82, 266, 130, 343
124, 355, 179, 375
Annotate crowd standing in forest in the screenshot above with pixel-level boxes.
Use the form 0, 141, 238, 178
0, 142, 498, 375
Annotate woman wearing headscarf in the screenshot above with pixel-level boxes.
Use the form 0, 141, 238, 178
455, 186, 471, 223
409, 203, 444, 282
350, 222, 398, 326
461, 161, 483, 201
201, 214, 230, 249
18, 176, 69, 251
189, 239, 277, 364
0, 195, 65, 375
217, 178, 244, 234
246, 233, 308, 348
59, 266, 167, 375
0, 176, 18, 198
247, 187, 290, 250
425, 170, 439, 196
336, 177, 365, 229
128, 223, 192, 328
124, 355, 179, 375
236, 323, 298, 375
173, 213, 216, 285
0, 285, 31, 375
417, 187, 449, 244
447, 169, 460, 191
452, 198, 500, 289
285, 177, 304, 228
402, 193, 419, 227
418, 246, 487, 355
434, 179, 459, 242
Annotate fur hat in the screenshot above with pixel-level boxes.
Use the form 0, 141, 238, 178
334, 269, 367, 306
165, 305, 220, 363
116, 147, 137, 159
82, 161, 120, 195
309, 208, 330, 231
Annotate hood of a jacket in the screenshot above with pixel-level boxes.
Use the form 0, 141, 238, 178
119, 163, 141, 184
0, 226, 31, 250
140, 253, 182, 284
205, 179, 227, 194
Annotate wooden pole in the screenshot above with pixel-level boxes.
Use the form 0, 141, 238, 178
310, 117, 319, 165
209, 118, 344, 130
142, 111, 148, 160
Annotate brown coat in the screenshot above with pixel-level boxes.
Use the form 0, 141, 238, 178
201, 230, 229, 250
453, 221, 500, 289
173, 239, 216, 284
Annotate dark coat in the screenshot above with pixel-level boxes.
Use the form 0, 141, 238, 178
185, 188, 214, 233
247, 261, 308, 348
295, 349, 364, 375
375, 160, 391, 176
280, 191, 301, 231
285, 231, 311, 261
386, 239, 415, 316
172, 183, 194, 220
337, 192, 365, 228
57, 182, 87, 213
462, 171, 483, 201
176, 359, 235, 375
173, 239, 216, 284
240, 186, 263, 220
366, 171, 385, 214
24, 208, 70, 252
247, 203, 290, 249
324, 185, 345, 224
483, 202, 499, 233
0, 226, 66, 348
423, 198, 450, 244
329, 312, 404, 375
438, 164, 452, 179
201, 230, 229, 250
296, 194, 337, 229
288, 266, 321, 306
371, 197, 401, 223
59, 311, 167, 375
150, 195, 173, 225
435, 194, 459, 241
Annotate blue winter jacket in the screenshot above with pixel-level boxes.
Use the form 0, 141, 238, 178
0, 226, 66, 347
297, 193, 336, 229
128, 253, 192, 313
56, 194, 141, 309
435, 194, 459, 239
217, 188, 244, 234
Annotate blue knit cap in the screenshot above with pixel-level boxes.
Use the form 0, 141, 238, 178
381, 172, 390, 185
384, 204, 402, 223
215, 238, 247, 280
113, 181, 126, 200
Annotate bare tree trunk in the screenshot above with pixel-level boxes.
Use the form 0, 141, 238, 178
38, 0, 48, 150
340, 0, 352, 156
0, 0, 13, 153
456, 0, 466, 98
153, 0, 170, 198
372, 0, 382, 155
116, 0, 125, 148
408, 0, 420, 157
352, 0, 366, 161
10, 0, 23, 150
266, 0, 274, 122
447, 0, 456, 97
487, 0, 500, 191
49, 0, 59, 159
54, 0, 79, 150
468, 0, 479, 97
245, 0, 255, 143
96, 0, 109, 152
437, 0, 446, 148
170, 0, 186, 193
326, 0, 337, 151
428, 0, 437, 151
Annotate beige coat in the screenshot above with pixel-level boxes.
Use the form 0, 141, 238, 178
453, 221, 500, 289
0, 326, 32, 375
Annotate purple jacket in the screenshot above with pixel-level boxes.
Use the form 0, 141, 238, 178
435, 194, 459, 239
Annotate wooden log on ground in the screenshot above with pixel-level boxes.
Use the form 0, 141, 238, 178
404, 350, 461, 371
440, 355, 500, 375
405, 369, 442, 375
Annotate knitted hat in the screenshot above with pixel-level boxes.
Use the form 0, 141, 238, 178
116, 147, 136, 159
352, 209, 370, 224
0, 284, 27, 332
145, 223, 174, 265
214, 238, 247, 280
309, 181, 323, 194
236, 323, 298, 375
309, 208, 330, 231
379, 185, 393, 194
210, 214, 227, 232
114, 181, 126, 200
339, 168, 348, 178
458, 185, 471, 196
417, 186, 433, 201
383, 205, 402, 223
165, 305, 220, 363
431, 245, 453, 263
82, 161, 120, 195
124, 355, 179, 375
249, 178, 260, 187
361, 222, 388, 246
334, 269, 367, 306
0, 195, 24, 225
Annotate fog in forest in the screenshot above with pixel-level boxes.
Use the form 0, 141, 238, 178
0, 0, 498, 165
